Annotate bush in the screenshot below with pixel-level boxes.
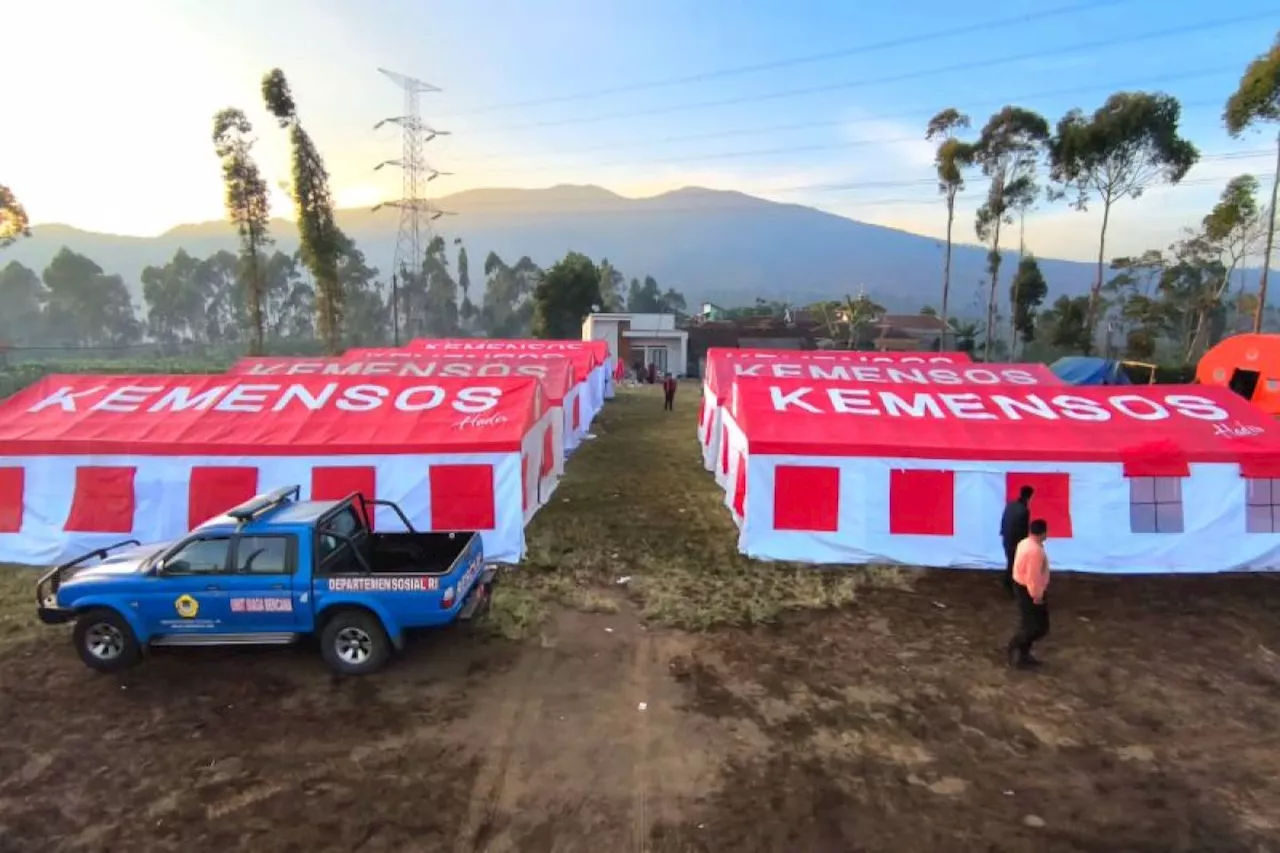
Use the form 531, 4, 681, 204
0, 359, 231, 399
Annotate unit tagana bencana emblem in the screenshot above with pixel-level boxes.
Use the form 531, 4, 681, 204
174, 594, 200, 619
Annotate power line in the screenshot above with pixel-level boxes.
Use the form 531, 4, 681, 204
452, 66, 1237, 164
451, 117, 1258, 178
439, 0, 1133, 117
415, 166, 1273, 217
458, 12, 1272, 135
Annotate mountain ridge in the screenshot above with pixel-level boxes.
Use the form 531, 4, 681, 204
7, 184, 1100, 314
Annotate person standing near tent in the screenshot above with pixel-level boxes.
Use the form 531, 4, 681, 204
1007, 518, 1051, 669
999, 485, 1034, 597
662, 373, 677, 411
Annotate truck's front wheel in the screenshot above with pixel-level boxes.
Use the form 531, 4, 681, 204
73, 609, 141, 673
320, 611, 391, 676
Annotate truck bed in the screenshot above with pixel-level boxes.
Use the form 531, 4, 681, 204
364, 532, 472, 576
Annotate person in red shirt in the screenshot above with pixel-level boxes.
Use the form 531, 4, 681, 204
662, 373, 677, 411
1007, 518, 1050, 669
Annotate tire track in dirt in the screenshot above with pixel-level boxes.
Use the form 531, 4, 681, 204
453, 644, 553, 853
630, 629, 655, 853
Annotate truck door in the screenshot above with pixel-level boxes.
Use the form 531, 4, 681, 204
222, 534, 302, 632
140, 535, 235, 634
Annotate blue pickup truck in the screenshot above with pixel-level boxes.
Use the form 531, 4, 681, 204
36, 487, 498, 676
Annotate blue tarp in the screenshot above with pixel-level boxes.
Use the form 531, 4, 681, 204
1049, 356, 1132, 386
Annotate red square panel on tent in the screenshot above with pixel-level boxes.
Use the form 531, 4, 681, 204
732, 452, 748, 518
189, 467, 259, 529
774, 465, 840, 531
540, 426, 555, 477
889, 469, 955, 536
312, 466, 376, 525
430, 464, 495, 530
0, 467, 24, 533
66, 466, 136, 533
1006, 472, 1073, 538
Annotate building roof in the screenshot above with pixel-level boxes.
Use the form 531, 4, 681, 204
877, 314, 950, 332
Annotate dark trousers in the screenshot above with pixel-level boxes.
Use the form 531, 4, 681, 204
663, 391, 674, 410
1002, 539, 1018, 596
1008, 583, 1049, 661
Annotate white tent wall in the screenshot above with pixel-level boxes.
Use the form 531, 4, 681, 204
0, 451, 532, 567
736, 454, 1280, 573
604, 356, 616, 399
525, 407, 562, 509
699, 385, 720, 473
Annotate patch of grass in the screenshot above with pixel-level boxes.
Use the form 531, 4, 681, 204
522, 384, 913, 630
0, 564, 44, 651
482, 573, 550, 641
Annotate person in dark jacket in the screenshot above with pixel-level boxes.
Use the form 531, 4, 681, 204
999, 485, 1034, 597
662, 373, 677, 410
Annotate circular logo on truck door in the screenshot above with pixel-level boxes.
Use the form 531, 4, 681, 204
174, 595, 200, 619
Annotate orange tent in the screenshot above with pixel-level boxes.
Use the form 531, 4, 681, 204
1196, 333, 1280, 415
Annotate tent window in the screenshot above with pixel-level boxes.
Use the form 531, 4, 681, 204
1129, 476, 1184, 534
1229, 368, 1261, 401
1246, 478, 1280, 533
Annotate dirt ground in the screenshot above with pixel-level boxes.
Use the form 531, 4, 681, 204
2, 383, 1280, 853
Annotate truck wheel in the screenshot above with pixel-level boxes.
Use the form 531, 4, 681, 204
72, 609, 141, 673
320, 611, 391, 676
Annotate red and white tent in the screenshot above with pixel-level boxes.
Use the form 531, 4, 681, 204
717, 378, 1280, 573
0, 375, 558, 565
698, 347, 1018, 482
230, 350, 585, 462
409, 339, 612, 423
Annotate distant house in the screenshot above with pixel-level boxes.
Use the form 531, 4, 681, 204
699, 302, 726, 322
582, 312, 689, 376
870, 313, 951, 352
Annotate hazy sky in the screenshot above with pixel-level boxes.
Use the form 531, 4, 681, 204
4, 0, 1277, 261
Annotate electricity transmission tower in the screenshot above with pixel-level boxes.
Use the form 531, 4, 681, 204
372, 67, 454, 343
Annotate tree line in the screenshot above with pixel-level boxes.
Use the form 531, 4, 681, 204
923, 31, 1280, 363
0, 67, 685, 353
0, 242, 685, 352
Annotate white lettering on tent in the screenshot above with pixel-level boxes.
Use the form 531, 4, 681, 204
808, 365, 850, 380
281, 362, 323, 375
92, 385, 163, 412
923, 368, 962, 385
272, 383, 337, 412
216, 384, 280, 413
476, 364, 513, 377
1110, 395, 1169, 421
938, 393, 996, 420
1053, 395, 1111, 421
769, 386, 821, 413
28, 385, 107, 413
361, 362, 395, 376
991, 394, 1060, 420
337, 385, 388, 412
963, 368, 1000, 384
881, 392, 944, 418
246, 363, 283, 375
1002, 369, 1038, 385
517, 365, 548, 378
455, 387, 502, 413
883, 368, 928, 384
395, 386, 446, 412
828, 388, 879, 415
733, 364, 764, 377
1166, 395, 1229, 421
770, 364, 803, 378
149, 386, 228, 413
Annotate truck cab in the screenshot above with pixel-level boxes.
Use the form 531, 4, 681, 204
37, 487, 497, 675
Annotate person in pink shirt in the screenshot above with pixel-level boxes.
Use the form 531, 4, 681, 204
1007, 518, 1050, 669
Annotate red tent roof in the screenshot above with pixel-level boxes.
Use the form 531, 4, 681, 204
704, 346, 977, 402
230, 352, 576, 404
408, 338, 605, 369
0, 375, 544, 456
728, 379, 1280, 473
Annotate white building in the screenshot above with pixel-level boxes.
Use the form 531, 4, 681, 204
582, 313, 689, 377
